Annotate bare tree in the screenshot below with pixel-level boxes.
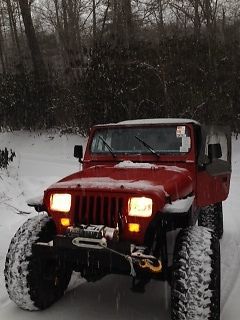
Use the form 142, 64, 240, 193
192, 0, 201, 39
199, 0, 219, 65
92, 0, 97, 44
5, 0, 25, 73
111, 0, 133, 48
98, 0, 110, 44
18, 0, 47, 80
0, 28, 6, 73
0, 1, 6, 73
143, 0, 170, 39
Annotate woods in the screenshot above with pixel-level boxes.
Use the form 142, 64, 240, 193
0, 0, 239, 132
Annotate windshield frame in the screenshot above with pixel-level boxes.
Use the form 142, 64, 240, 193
88, 124, 193, 161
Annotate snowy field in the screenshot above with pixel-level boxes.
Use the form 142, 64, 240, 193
0, 131, 239, 320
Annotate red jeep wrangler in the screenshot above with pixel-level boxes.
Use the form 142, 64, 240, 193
5, 119, 231, 319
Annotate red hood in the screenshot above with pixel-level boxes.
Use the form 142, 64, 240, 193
48, 162, 193, 202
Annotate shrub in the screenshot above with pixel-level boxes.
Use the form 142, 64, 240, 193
0, 148, 16, 169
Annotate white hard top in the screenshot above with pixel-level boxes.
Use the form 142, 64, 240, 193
95, 118, 200, 127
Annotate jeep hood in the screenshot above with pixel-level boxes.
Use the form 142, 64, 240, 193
48, 162, 193, 202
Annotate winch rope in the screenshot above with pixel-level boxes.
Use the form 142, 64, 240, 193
99, 241, 136, 277
125, 256, 137, 277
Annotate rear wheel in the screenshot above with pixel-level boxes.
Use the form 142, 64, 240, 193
4, 215, 72, 310
198, 202, 223, 239
171, 226, 220, 320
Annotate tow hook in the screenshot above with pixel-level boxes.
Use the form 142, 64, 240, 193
131, 245, 162, 274
138, 259, 162, 273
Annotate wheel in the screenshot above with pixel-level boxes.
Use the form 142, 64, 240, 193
171, 226, 220, 320
4, 215, 72, 311
198, 202, 223, 239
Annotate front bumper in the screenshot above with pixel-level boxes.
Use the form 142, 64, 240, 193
33, 225, 163, 280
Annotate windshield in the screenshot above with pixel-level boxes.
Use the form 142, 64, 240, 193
91, 126, 191, 155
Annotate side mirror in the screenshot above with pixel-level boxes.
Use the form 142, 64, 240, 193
208, 143, 222, 161
74, 145, 83, 161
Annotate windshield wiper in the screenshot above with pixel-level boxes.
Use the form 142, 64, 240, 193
99, 136, 116, 158
135, 136, 160, 159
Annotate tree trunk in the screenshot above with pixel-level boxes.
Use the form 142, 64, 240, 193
111, 0, 132, 48
92, 0, 97, 46
122, 0, 132, 48
99, 0, 110, 44
0, 3, 6, 73
6, 0, 25, 74
193, 0, 201, 40
221, 7, 226, 44
18, 0, 47, 81
53, 0, 68, 71
157, 0, 164, 39
0, 31, 6, 74
203, 0, 216, 67
0, 5, 10, 71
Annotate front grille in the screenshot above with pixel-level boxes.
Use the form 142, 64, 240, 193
74, 194, 124, 228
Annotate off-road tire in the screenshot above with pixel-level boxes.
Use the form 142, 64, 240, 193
4, 215, 72, 311
171, 226, 220, 320
198, 202, 223, 239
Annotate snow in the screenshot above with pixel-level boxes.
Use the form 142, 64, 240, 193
117, 118, 200, 125
27, 195, 43, 207
114, 160, 158, 169
114, 161, 190, 177
95, 118, 200, 126
163, 196, 195, 213
0, 131, 239, 319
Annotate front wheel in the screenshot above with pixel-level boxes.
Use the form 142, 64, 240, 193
4, 215, 72, 310
171, 226, 220, 320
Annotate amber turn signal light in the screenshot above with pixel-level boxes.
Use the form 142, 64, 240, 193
61, 218, 70, 227
128, 223, 140, 233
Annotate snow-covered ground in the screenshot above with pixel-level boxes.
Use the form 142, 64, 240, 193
0, 131, 239, 319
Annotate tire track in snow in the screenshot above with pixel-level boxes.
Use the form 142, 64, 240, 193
221, 232, 240, 309
221, 176, 240, 312
0, 296, 11, 310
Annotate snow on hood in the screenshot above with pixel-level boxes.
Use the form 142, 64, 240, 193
114, 161, 190, 174
114, 161, 158, 169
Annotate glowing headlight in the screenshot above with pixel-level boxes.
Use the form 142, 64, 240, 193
128, 197, 153, 217
50, 193, 71, 212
